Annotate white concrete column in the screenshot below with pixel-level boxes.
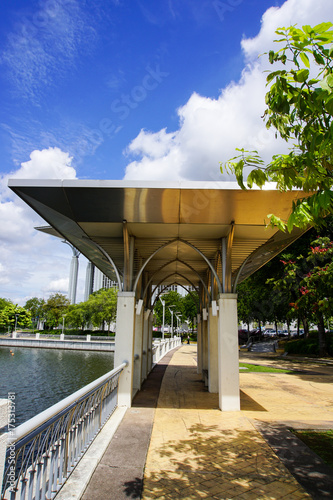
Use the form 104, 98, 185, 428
217, 293, 240, 411
114, 292, 136, 407
84, 262, 94, 301
202, 308, 208, 385
133, 306, 144, 395
208, 306, 219, 393
141, 309, 150, 383
93, 267, 104, 292
68, 250, 79, 304
197, 314, 202, 374
147, 312, 153, 373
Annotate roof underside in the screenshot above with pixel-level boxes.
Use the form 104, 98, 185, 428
9, 180, 309, 294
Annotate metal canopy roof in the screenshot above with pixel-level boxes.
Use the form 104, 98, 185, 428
8, 179, 309, 298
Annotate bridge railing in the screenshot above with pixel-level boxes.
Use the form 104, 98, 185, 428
152, 337, 181, 364
1, 362, 126, 500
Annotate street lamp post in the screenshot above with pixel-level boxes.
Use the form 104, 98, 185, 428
168, 306, 175, 336
14, 313, 19, 333
175, 315, 179, 335
176, 312, 182, 337
62, 315, 66, 336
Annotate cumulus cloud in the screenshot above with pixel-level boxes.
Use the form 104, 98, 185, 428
124, 0, 333, 181
43, 278, 69, 295
10, 147, 76, 181
0, 147, 82, 304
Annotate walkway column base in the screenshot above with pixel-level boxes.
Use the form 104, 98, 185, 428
141, 309, 150, 383
148, 311, 153, 373
114, 292, 136, 407
133, 307, 144, 395
197, 314, 202, 375
201, 309, 208, 385
208, 306, 218, 393
217, 293, 240, 411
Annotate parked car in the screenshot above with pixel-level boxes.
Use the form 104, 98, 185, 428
263, 329, 276, 336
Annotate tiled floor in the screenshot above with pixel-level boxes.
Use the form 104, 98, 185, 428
142, 346, 333, 499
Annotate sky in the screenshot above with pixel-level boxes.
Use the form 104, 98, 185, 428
0, 0, 331, 305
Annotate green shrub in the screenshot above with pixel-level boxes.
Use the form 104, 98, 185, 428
285, 332, 333, 356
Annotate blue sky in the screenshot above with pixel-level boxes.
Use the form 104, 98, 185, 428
0, 0, 283, 179
0, 0, 330, 304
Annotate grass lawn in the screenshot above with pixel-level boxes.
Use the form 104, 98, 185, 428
293, 430, 333, 468
239, 362, 293, 373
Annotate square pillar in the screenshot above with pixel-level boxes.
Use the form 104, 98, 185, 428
133, 307, 144, 395
114, 292, 136, 407
196, 314, 202, 374
202, 308, 208, 385
208, 306, 219, 393
147, 312, 153, 373
217, 293, 240, 411
141, 309, 150, 383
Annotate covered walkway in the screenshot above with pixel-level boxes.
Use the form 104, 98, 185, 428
9, 180, 311, 412
79, 345, 333, 499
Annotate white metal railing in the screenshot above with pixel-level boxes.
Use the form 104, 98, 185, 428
6, 333, 114, 341
152, 337, 181, 364
1, 363, 126, 500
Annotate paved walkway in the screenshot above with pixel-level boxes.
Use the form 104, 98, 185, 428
81, 345, 333, 499
142, 346, 333, 499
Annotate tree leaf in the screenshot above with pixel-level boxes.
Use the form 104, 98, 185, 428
294, 69, 310, 83
300, 52, 310, 68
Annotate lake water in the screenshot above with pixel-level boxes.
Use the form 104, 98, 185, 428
0, 346, 114, 426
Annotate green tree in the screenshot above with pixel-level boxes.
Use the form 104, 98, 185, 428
182, 292, 199, 330
153, 290, 184, 330
0, 304, 31, 332
0, 298, 13, 310
24, 297, 46, 325
223, 23, 333, 231
66, 302, 93, 330
43, 293, 70, 329
270, 237, 333, 356
88, 288, 118, 332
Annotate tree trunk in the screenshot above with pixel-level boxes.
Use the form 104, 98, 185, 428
317, 314, 328, 357
302, 317, 309, 338
258, 319, 262, 340
287, 318, 291, 339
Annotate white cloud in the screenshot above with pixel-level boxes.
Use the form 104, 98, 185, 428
43, 278, 69, 295
0, 0, 96, 100
0, 147, 85, 305
10, 147, 76, 181
124, 0, 332, 181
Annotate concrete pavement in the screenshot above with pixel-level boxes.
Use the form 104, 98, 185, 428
81, 345, 333, 499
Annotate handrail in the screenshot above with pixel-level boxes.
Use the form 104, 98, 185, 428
13, 363, 126, 444
1, 362, 127, 500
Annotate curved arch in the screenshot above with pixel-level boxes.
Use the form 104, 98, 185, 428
133, 238, 222, 294
142, 258, 210, 303
151, 280, 200, 314
172, 283, 200, 314
82, 237, 123, 292
232, 254, 251, 293
151, 272, 199, 305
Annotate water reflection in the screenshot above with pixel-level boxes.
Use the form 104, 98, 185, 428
0, 347, 114, 426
